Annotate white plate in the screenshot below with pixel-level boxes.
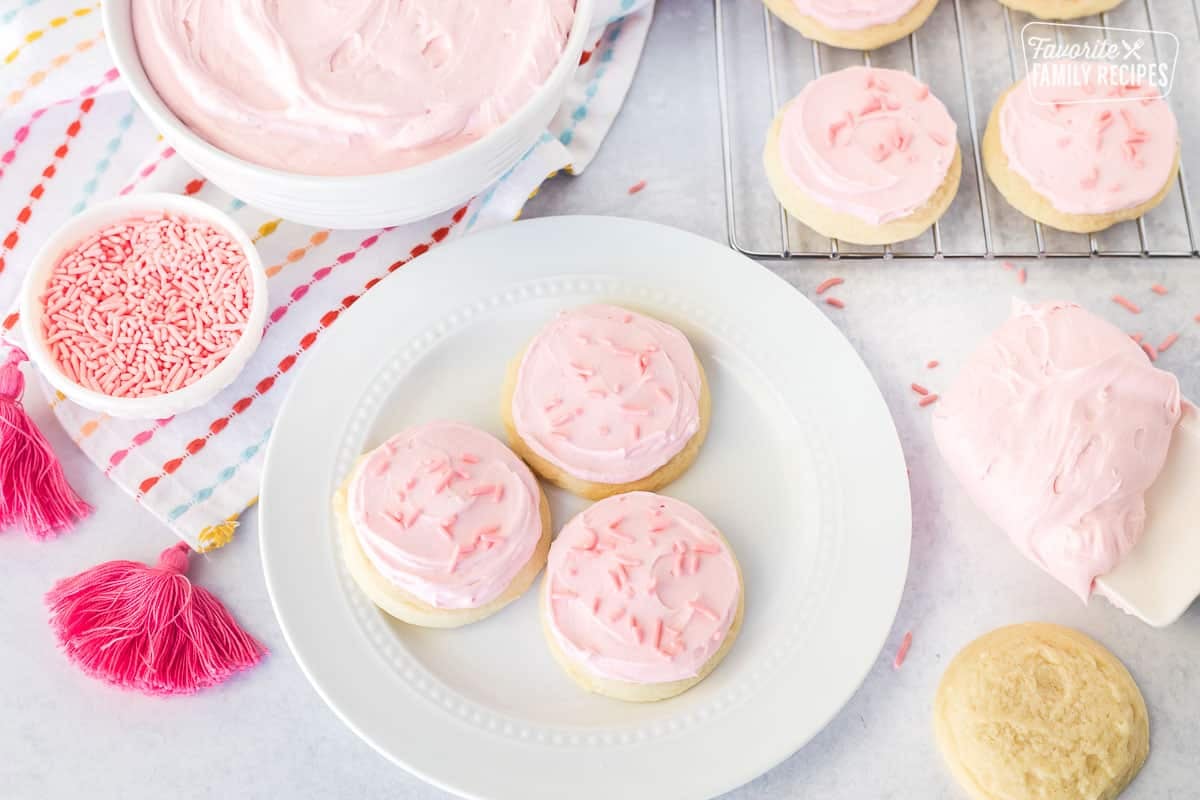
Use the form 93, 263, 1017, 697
260, 216, 911, 800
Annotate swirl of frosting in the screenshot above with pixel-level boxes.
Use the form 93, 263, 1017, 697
998, 72, 1179, 215
544, 492, 741, 683
347, 421, 543, 609
932, 301, 1181, 601
779, 66, 958, 225
790, 0, 923, 29
132, 0, 575, 175
511, 305, 703, 484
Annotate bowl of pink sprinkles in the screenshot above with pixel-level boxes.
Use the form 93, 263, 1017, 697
19, 193, 266, 418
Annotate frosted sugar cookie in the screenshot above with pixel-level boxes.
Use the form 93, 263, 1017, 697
332, 421, 551, 628
935, 623, 1149, 800
503, 305, 710, 500
541, 492, 744, 702
763, 0, 940, 51
995, 0, 1125, 20
764, 66, 962, 245
983, 74, 1179, 233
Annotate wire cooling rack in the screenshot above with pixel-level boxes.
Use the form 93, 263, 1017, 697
714, 0, 1200, 260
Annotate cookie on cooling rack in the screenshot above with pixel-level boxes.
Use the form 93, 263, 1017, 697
983, 73, 1180, 234
935, 623, 1149, 800
995, 0, 1125, 20
764, 66, 961, 245
762, 0, 940, 50
502, 304, 710, 501
332, 420, 551, 628
540, 492, 744, 702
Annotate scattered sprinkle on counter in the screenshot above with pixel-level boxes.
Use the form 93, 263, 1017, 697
815, 276, 844, 295
824, 297, 845, 309
918, 393, 939, 407
1113, 295, 1141, 314
926, 360, 939, 369
1151, 283, 1168, 296
893, 631, 913, 670
627, 180, 647, 195
911, 383, 929, 396
1157, 332, 1179, 353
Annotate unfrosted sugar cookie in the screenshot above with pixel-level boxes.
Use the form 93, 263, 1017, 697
540, 492, 744, 702
503, 305, 710, 500
763, 0, 940, 51
983, 73, 1179, 233
995, 0, 1125, 20
332, 421, 551, 628
935, 623, 1149, 800
764, 66, 962, 245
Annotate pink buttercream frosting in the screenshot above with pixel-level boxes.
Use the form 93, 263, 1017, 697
544, 492, 741, 684
790, 0, 922, 29
512, 305, 703, 484
132, 0, 575, 176
347, 421, 543, 609
933, 301, 1181, 601
779, 66, 958, 225
999, 72, 1179, 214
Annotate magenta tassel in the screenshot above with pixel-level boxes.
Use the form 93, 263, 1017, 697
0, 346, 90, 537
46, 542, 266, 695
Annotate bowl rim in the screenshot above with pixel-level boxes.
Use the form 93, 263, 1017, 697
18, 193, 269, 418
101, 0, 596, 186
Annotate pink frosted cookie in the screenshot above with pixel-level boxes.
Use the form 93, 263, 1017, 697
933, 301, 1181, 601
983, 71, 1179, 233
332, 420, 552, 627
763, 0, 940, 50
502, 305, 710, 500
541, 492, 743, 701
764, 66, 962, 245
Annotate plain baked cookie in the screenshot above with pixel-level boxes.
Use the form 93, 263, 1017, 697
935, 623, 1149, 800
764, 66, 961, 246
983, 80, 1180, 234
332, 421, 552, 628
503, 305, 710, 501
763, 0, 940, 50
540, 492, 744, 702
995, 0, 1125, 20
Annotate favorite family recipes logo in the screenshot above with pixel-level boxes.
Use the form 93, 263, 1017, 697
1021, 22, 1179, 105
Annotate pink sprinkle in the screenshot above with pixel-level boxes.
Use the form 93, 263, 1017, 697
1151, 284, 1168, 296
911, 383, 929, 396
918, 394, 939, 407
40, 213, 252, 398
573, 527, 598, 551
1001, 261, 1014, 270
627, 180, 647, 195
608, 517, 624, 530
476, 524, 501, 538
591, 597, 601, 615
468, 485, 495, 497
815, 276, 844, 295
652, 618, 663, 650
1158, 333, 1179, 352
689, 598, 720, 622
825, 297, 845, 310
494, 484, 505, 503
928, 130, 949, 147
892, 631, 913, 670
461, 453, 480, 464
1141, 342, 1158, 361
1017, 268, 1027, 285
915, 84, 930, 100
926, 360, 939, 369
1113, 295, 1141, 314
656, 386, 672, 402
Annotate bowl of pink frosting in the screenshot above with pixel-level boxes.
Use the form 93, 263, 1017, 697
19, 194, 268, 419
101, 0, 593, 229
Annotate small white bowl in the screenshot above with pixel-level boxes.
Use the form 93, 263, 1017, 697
101, 0, 595, 229
19, 193, 268, 419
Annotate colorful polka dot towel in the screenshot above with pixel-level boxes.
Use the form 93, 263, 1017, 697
0, 0, 655, 551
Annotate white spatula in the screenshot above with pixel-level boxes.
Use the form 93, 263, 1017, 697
1096, 402, 1200, 627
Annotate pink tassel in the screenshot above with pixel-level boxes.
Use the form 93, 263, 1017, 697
46, 541, 266, 695
0, 345, 90, 537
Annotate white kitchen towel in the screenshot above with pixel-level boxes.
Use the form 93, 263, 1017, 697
0, 0, 654, 550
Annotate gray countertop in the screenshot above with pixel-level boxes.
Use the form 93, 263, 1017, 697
2, 1, 1197, 798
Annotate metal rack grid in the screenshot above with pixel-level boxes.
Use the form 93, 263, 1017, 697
714, 0, 1200, 260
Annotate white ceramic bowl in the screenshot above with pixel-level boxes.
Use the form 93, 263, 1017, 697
101, 1, 595, 229
19, 193, 268, 419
